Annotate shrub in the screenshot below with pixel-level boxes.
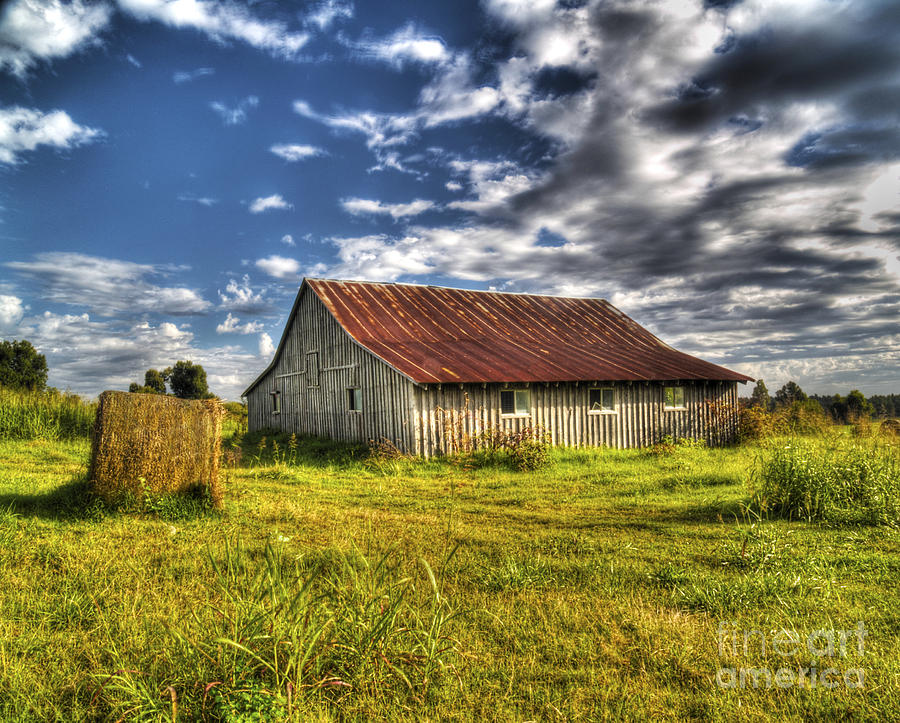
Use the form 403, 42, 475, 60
461, 425, 552, 471
738, 400, 831, 441
750, 438, 900, 525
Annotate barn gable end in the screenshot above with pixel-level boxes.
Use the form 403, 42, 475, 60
244, 283, 417, 449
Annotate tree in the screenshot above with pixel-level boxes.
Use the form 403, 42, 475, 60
144, 368, 166, 394
845, 389, 874, 421
164, 360, 210, 399
128, 368, 167, 394
0, 339, 48, 391
775, 381, 807, 408
749, 380, 771, 410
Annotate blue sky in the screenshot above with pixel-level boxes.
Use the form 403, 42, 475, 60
0, 0, 898, 400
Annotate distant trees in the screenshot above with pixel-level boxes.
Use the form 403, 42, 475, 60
746, 383, 895, 424
0, 339, 48, 392
748, 380, 772, 410
129, 361, 213, 399
774, 381, 807, 408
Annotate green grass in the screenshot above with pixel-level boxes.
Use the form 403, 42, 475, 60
0, 387, 95, 440
0, 434, 898, 720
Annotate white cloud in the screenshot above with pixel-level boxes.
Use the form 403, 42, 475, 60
354, 23, 450, 67
249, 194, 292, 214
417, 55, 500, 127
445, 181, 463, 191
258, 331, 275, 357
293, 52, 502, 171
280, 234, 295, 246
173, 66, 214, 83
216, 312, 263, 335
125, 53, 142, 68
255, 254, 300, 279
341, 197, 435, 220
5, 252, 210, 316
0, 106, 102, 164
209, 95, 258, 125
177, 193, 218, 206
0, 0, 112, 77
270, 143, 324, 161
305, 0, 353, 31
17, 309, 261, 400
116, 0, 309, 59
0, 294, 25, 330
218, 274, 271, 313
327, 234, 433, 281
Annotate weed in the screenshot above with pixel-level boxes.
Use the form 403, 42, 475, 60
750, 437, 900, 524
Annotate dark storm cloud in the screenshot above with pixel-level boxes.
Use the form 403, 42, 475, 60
645, 1, 900, 139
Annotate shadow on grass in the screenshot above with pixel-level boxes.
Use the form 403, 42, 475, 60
0, 475, 101, 521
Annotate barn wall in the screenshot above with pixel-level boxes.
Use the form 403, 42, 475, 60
245, 290, 417, 450
412, 380, 740, 456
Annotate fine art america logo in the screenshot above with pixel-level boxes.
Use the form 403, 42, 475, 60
716, 622, 867, 690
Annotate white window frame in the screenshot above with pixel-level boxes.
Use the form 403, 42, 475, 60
664, 385, 686, 411
347, 387, 362, 413
588, 387, 617, 414
270, 390, 281, 415
500, 388, 531, 417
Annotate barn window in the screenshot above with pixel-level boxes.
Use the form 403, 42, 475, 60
589, 387, 616, 413
500, 389, 530, 416
306, 351, 319, 388
270, 390, 281, 414
664, 386, 685, 409
347, 387, 362, 412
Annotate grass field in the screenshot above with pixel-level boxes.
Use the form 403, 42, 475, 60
0, 432, 898, 721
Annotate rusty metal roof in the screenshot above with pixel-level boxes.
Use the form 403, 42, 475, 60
292, 278, 753, 385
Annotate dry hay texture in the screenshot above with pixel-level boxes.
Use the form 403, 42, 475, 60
89, 391, 225, 508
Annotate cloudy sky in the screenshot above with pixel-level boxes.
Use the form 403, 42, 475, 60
1, 0, 898, 400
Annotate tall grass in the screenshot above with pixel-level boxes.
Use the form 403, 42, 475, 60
750, 437, 900, 524
0, 387, 95, 440
105, 538, 460, 718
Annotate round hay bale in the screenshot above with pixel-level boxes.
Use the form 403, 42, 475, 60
88, 391, 225, 508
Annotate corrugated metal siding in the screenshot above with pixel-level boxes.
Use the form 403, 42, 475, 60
412, 380, 740, 456
247, 290, 417, 450
307, 278, 754, 385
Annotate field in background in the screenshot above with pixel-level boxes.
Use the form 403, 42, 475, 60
0, 430, 898, 721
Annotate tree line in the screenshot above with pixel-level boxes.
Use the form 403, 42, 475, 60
745, 379, 895, 423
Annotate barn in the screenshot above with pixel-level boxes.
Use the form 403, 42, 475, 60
243, 278, 753, 455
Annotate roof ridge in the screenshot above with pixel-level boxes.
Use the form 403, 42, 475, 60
306, 277, 610, 302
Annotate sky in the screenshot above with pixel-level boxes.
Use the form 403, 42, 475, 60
0, 0, 898, 401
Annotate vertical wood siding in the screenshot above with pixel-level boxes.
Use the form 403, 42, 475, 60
411, 380, 740, 456
246, 291, 417, 450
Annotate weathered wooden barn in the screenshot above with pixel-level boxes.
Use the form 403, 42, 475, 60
243, 278, 753, 455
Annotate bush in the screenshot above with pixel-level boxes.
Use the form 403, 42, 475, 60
461, 425, 551, 471
750, 438, 900, 525
738, 400, 831, 441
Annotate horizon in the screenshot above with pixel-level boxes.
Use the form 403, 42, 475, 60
1, 0, 898, 400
